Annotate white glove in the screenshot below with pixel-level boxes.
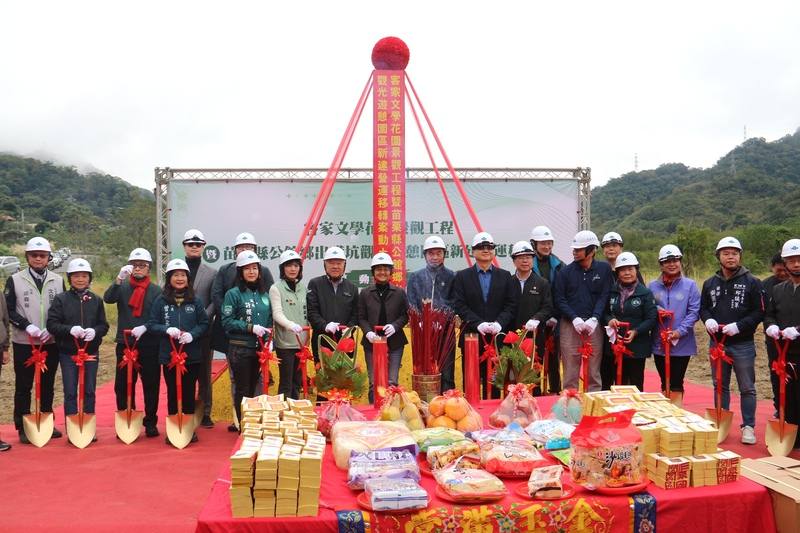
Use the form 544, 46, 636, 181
83, 328, 96, 342
477, 322, 492, 335
252, 324, 268, 337
572, 317, 585, 334
179, 331, 193, 344
721, 322, 739, 336
325, 322, 340, 334
765, 325, 781, 339
39, 329, 52, 343
584, 317, 599, 335
524, 319, 540, 332
546, 317, 558, 328
118, 265, 133, 280
383, 324, 396, 337
782, 327, 800, 341
166, 327, 181, 339
70, 326, 86, 338
131, 325, 147, 339
704, 319, 719, 334
604, 325, 617, 344
289, 323, 304, 334
26, 324, 42, 338
489, 322, 502, 334
366, 331, 379, 343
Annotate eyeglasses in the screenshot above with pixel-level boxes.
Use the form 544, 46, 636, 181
28, 253, 49, 259
185, 242, 204, 248
130, 262, 150, 269
473, 244, 495, 251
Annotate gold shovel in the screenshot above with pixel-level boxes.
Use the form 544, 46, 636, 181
166, 337, 194, 449
114, 330, 144, 444
22, 338, 54, 447
704, 329, 733, 443
766, 338, 798, 456
66, 339, 97, 448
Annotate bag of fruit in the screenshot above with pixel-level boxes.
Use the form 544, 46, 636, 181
317, 389, 366, 440
377, 386, 427, 431
426, 389, 483, 433
488, 383, 542, 428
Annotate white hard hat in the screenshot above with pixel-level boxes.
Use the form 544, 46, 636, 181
423, 235, 446, 251
781, 239, 800, 259
166, 258, 190, 273
658, 244, 683, 262
279, 249, 302, 266
25, 237, 52, 253
601, 232, 623, 245
716, 236, 742, 252
510, 240, 535, 257
571, 230, 601, 249
371, 252, 394, 268
235, 250, 260, 268
530, 225, 554, 242
323, 246, 346, 261
615, 251, 639, 268
471, 232, 495, 248
234, 232, 257, 247
182, 229, 206, 244
128, 248, 153, 263
67, 258, 92, 274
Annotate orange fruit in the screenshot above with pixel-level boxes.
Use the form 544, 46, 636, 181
428, 396, 446, 417
444, 397, 468, 421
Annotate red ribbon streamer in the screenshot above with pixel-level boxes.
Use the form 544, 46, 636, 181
24, 339, 48, 408
295, 329, 313, 400
611, 338, 633, 385
256, 332, 278, 392
658, 310, 675, 395
709, 331, 731, 412
72, 340, 96, 419
578, 333, 593, 392
480, 332, 498, 400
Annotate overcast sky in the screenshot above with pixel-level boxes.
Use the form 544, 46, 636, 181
2, 1, 798, 191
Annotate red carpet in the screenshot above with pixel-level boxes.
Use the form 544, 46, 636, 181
0, 367, 793, 532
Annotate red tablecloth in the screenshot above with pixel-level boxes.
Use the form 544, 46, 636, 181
196, 397, 776, 533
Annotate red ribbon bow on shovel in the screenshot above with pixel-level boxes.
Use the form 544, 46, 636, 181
25, 337, 49, 408
72, 340, 97, 367
578, 333, 594, 392
256, 331, 278, 391
480, 332, 498, 399
167, 338, 187, 376
658, 310, 676, 395
294, 327, 313, 399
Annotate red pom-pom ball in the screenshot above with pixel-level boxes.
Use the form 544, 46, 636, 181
371, 36, 410, 70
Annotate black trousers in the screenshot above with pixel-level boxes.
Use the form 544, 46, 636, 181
114, 343, 160, 427
228, 344, 259, 423
276, 347, 302, 400
196, 336, 213, 417
653, 354, 692, 393
13, 342, 60, 430
621, 358, 647, 391
163, 361, 199, 415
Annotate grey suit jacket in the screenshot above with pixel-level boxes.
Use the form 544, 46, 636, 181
193, 263, 217, 319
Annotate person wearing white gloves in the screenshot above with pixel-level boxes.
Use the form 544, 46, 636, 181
699, 237, 764, 445
358, 253, 409, 404
269, 250, 310, 400
5, 237, 66, 444
553, 231, 613, 392
450, 232, 518, 400
764, 239, 800, 448
221, 251, 274, 421
104, 248, 163, 437
46, 258, 109, 439
147, 259, 209, 444
509, 241, 553, 393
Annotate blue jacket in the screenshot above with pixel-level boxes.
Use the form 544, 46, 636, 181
553, 259, 613, 322
700, 267, 764, 346
648, 276, 701, 357
147, 294, 209, 364
406, 264, 455, 312
532, 254, 564, 286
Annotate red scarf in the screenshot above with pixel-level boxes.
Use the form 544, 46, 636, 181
128, 276, 150, 317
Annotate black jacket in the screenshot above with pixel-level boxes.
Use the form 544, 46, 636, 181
512, 272, 553, 329
450, 264, 518, 345
103, 280, 162, 347
306, 275, 358, 356
210, 261, 274, 352
700, 266, 765, 345
46, 289, 110, 355
358, 283, 409, 351
764, 280, 800, 359
604, 281, 658, 359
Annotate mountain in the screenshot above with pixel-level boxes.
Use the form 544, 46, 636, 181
592, 129, 800, 234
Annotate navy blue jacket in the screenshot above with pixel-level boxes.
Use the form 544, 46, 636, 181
553, 259, 613, 322
147, 294, 209, 364
700, 267, 764, 345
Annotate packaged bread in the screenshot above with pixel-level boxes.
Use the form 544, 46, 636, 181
488, 383, 542, 428
347, 449, 420, 490
331, 421, 417, 469
364, 478, 428, 511
427, 440, 481, 470
570, 409, 645, 489
528, 465, 564, 498
525, 419, 575, 450
480, 439, 551, 476
433, 456, 507, 501
411, 427, 467, 453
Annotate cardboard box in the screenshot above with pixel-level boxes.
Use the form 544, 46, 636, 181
741, 457, 800, 533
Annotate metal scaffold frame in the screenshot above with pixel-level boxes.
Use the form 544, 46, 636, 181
154, 166, 591, 278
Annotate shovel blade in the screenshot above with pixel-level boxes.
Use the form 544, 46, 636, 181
22, 412, 54, 448
766, 419, 799, 457
704, 408, 734, 443
114, 410, 144, 445
166, 414, 194, 449
66, 414, 96, 449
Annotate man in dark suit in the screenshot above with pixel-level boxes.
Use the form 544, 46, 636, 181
182, 229, 217, 428
450, 232, 518, 399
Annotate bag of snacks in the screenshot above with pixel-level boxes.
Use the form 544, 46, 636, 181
525, 419, 575, 450
551, 389, 583, 424
331, 421, 417, 469
528, 465, 564, 498
468, 421, 527, 445
316, 389, 366, 440
427, 440, 481, 470
434, 456, 507, 501
426, 389, 483, 432
347, 448, 420, 490
488, 383, 542, 428
480, 439, 551, 476
378, 386, 426, 431
411, 427, 468, 453
364, 478, 428, 511
570, 409, 645, 489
